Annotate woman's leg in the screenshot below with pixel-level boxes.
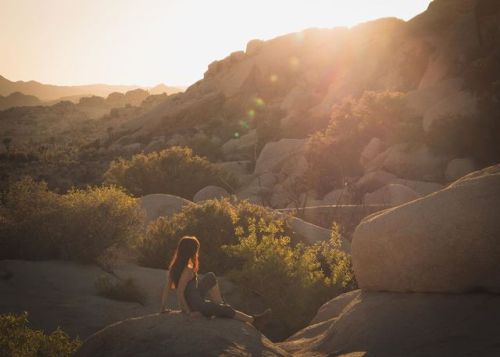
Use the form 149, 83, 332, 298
207, 282, 224, 304
233, 310, 254, 323
198, 272, 224, 304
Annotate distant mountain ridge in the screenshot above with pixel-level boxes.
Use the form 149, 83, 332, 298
0, 75, 185, 101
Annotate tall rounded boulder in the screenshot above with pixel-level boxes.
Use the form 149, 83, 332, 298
139, 194, 192, 223
352, 165, 500, 293
193, 185, 230, 202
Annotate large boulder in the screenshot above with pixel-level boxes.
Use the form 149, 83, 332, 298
193, 185, 230, 202
322, 188, 355, 205
75, 313, 288, 357
445, 158, 475, 182
366, 143, 446, 181
221, 130, 257, 161
356, 170, 398, 193
360, 138, 385, 169
356, 170, 442, 196
363, 184, 421, 206
139, 194, 192, 223
284, 216, 351, 253
214, 161, 252, 178
423, 90, 477, 133
254, 139, 306, 175
390, 178, 443, 196
236, 173, 277, 203
406, 78, 464, 116
0, 261, 270, 340
352, 165, 500, 293
281, 290, 500, 357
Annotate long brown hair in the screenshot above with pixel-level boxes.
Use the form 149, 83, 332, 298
168, 236, 200, 289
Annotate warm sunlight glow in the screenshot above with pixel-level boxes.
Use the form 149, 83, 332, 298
0, 0, 431, 87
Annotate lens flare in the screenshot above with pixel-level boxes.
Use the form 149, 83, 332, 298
253, 97, 265, 108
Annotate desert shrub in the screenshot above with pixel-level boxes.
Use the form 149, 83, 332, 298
0, 177, 144, 262
137, 198, 289, 273
0, 177, 63, 259
223, 220, 354, 337
104, 146, 237, 199
95, 275, 146, 305
0, 312, 80, 357
57, 186, 144, 262
306, 91, 422, 194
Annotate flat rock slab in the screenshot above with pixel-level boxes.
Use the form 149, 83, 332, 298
75, 312, 289, 357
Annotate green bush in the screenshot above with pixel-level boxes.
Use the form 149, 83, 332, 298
0, 177, 144, 262
223, 220, 354, 337
137, 198, 289, 274
0, 312, 80, 357
104, 146, 237, 199
95, 275, 147, 305
58, 186, 144, 262
0, 177, 62, 260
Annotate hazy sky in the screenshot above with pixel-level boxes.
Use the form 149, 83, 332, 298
1, 0, 432, 87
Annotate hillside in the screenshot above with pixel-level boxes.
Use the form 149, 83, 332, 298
86, 0, 498, 210
112, 0, 498, 151
0, 75, 185, 102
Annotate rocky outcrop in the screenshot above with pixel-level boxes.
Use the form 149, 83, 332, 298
363, 184, 420, 206
356, 170, 398, 193
254, 139, 306, 175
365, 143, 446, 181
423, 90, 477, 133
352, 165, 500, 293
139, 194, 192, 222
76, 313, 288, 357
284, 216, 351, 253
193, 185, 230, 202
360, 138, 385, 169
222, 130, 257, 161
281, 290, 500, 357
445, 158, 475, 182
0, 261, 268, 340
322, 188, 355, 205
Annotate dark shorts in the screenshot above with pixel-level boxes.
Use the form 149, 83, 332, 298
184, 272, 236, 318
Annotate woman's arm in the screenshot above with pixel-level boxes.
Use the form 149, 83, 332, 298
160, 274, 172, 313
176, 268, 194, 314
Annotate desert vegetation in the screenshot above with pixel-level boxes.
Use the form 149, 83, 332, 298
138, 198, 353, 336
306, 91, 422, 195
1, 0, 499, 354
94, 275, 147, 305
224, 220, 353, 333
104, 146, 237, 198
0, 312, 80, 357
137, 198, 290, 272
0, 177, 143, 262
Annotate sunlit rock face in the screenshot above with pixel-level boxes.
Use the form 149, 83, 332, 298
352, 165, 500, 294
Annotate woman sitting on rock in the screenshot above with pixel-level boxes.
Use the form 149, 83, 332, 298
160, 236, 271, 326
